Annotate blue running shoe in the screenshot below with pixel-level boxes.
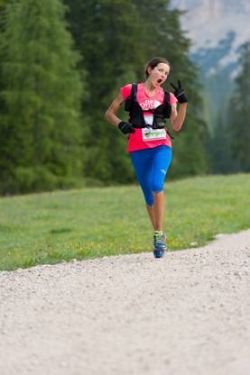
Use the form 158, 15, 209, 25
153, 231, 167, 258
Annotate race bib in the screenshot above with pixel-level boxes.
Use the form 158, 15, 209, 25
142, 128, 166, 141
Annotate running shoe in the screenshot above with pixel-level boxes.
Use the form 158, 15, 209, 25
153, 231, 167, 258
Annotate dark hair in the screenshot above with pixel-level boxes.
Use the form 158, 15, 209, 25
144, 57, 171, 78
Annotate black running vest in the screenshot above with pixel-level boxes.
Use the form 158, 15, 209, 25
124, 83, 172, 129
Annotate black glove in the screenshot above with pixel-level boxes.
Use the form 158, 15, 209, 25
170, 80, 188, 103
118, 121, 135, 134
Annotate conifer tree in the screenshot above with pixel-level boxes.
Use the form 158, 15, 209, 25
0, 0, 84, 194
208, 112, 233, 174
228, 42, 250, 172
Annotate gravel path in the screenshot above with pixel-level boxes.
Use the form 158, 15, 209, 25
0, 230, 250, 375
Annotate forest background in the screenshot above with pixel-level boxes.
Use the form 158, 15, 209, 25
0, 0, 249, 195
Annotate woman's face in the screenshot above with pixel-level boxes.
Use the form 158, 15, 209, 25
147, 63, 170, 88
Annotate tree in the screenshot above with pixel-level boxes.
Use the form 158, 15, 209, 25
208, 112, 233, 174
228, 41, 250, 172
0, 0, 84, 194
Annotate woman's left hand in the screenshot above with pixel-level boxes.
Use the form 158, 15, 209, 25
170, 80, 188, 103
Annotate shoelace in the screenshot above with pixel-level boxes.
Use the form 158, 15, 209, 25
154, 234, 166, 244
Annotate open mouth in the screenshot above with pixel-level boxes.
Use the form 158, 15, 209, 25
157, 79, 163, 84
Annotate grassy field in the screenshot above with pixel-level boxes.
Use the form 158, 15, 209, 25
0, 174, 250, 271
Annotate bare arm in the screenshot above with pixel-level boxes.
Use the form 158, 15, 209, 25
104, 92, 124, 128
169, 103, 187, 132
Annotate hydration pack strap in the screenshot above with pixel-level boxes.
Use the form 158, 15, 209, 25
131, 83, 137, 101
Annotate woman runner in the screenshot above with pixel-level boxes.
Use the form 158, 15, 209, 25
105, 57, 188, 258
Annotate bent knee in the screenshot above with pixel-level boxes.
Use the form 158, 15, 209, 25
152, 182, 164, 193
145, 193, 154, 206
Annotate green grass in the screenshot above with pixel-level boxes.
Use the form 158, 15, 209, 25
0, 174, 250, 271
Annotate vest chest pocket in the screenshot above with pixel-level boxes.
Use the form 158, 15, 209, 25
142, 128, 166, 141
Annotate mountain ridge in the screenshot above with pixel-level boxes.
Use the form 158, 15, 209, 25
171, 0, 250, 53
170, 0, 250, 128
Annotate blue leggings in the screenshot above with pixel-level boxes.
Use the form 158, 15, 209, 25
130, 145, 172, 206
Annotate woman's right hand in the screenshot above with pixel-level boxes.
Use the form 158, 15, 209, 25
118, 121, 135, 134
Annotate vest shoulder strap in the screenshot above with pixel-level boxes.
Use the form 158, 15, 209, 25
130, 83, 137, 100
124, 83, 137, 112
163, 90, 170, 105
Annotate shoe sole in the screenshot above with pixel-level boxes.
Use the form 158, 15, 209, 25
153, 249, 165, 258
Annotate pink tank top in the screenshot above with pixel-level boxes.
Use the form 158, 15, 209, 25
120, 83, 177, 153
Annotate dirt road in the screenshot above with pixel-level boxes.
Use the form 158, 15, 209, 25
0, 230, 250, 375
